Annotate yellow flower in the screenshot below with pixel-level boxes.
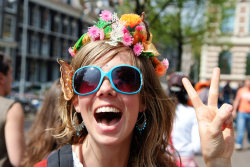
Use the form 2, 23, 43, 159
120, 14, 142, 28
82, 34, 90, 45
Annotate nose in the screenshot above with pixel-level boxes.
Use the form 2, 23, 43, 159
96, 77, 117, 97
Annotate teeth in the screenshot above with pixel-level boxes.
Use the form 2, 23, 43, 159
96, 107, 120, 113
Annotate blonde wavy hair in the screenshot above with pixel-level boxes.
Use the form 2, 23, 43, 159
55, 40, 177, 167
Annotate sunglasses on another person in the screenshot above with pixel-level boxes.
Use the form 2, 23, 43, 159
73, 65, 143, 95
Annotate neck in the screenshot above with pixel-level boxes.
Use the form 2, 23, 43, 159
80, 135, 132, 167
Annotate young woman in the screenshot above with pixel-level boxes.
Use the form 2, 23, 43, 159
22, 80, 63, 167
35, 11, 234, 167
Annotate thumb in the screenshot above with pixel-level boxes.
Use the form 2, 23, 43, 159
210, 104, 233, 135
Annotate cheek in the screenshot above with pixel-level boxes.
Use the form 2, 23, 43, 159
124, 94, 141, 117
78, 96, 93, 113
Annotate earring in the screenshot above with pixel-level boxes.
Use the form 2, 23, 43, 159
136, 112, 147, 133
72, 112, 85, 136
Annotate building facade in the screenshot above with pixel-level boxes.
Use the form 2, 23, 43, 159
0, 0, 92, 97
200, 0, 250, 88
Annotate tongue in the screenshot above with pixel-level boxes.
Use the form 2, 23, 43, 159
100, 118, 120, 126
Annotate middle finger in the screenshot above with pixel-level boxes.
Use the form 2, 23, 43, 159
207, 68, 220, 107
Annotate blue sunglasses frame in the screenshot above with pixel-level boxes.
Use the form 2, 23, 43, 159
73, 65, 143, 95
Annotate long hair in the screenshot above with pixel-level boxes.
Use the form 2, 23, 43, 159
55, 40, 177, 167
0, 52, 11, 75
21, 79, 62, 167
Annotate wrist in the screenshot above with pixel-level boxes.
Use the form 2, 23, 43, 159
205, 158, 231, 167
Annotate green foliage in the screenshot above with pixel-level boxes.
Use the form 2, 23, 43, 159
117, 0, 236, 72
95, 19, 112, 34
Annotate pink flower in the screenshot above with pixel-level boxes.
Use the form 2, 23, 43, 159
133, 43, 144, 56
162, 58, 169, 70
123, 28, 129, 34
68, 47, 75, 57
135, 25, 145, 31
122, 33, 133, 46
88, 26, 100, 39
100, 29, 104, 40
100, 10, 112, 22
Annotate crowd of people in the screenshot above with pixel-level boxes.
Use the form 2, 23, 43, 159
0, 10, 249, 167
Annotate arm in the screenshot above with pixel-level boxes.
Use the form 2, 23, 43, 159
182, 68, 234, 167
5, 102, 25, 167
232, 92, 240, 118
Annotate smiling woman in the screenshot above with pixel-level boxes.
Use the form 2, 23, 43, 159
34, 11, 234, 167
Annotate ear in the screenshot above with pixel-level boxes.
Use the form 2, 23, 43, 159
72, 96, 80, 113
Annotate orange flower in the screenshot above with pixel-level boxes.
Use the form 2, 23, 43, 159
133, 30, 147, 45
155, 64, 166, 77
152, 57, 161, 65
82, 34, 90, 45
120, 14, 142, 28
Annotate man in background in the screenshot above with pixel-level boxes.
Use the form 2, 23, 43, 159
0, 52, 25, 166
233, 77, 250, 150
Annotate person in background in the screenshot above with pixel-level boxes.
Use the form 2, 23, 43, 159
195, 80, 210, 105
21, 79, 63, 167
168, 72, 201, 167
222, 81, 233, 104
35, 11, 234, 167
0, 52, 25, 166
233, 77, 250, 150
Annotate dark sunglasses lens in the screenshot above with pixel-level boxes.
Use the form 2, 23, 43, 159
74, 67, 101, 94
112, 66, 141, 93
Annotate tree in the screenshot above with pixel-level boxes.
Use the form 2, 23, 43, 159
117, 0, 236, 72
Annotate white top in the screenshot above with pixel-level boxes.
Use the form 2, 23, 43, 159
172, 104, 201, 157
72, 150, 83, 167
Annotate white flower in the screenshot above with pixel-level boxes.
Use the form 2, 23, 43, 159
105, 13, 126, 46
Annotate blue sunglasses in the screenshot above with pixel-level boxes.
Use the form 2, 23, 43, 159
73, 65, 143, 95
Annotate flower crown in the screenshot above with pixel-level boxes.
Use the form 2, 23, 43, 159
68, 10, 169, 76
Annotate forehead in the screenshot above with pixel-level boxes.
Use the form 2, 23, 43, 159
92, 49, 134, 67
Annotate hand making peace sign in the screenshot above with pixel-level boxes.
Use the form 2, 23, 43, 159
182, 68, 234, 167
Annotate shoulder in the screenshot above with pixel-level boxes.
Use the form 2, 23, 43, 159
47, 145, 73, 167
6, 102, 24, 121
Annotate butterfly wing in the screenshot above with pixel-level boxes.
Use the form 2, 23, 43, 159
58, 59, 75, 100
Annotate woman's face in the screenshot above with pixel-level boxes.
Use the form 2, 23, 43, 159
74, 50, 144, 146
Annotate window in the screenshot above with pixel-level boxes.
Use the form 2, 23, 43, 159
62, 40, 68, 58
17, 31, 22, 53
53, 15, 60, 32
71, 20, 78, 37
41, 9, 50, 30
2, 14, 15, 40
19, 3, 23, 23
31, 6, 40, 27
4, 0, 17, 12
219, 51, 232, 74
41, 36, 49, 56
27, 58, 37, 82
63, 18, 69, 35
52, 38, 61, 57
30, 34, 39, 55
221, 9, 235, 33
246, 53, 250, 75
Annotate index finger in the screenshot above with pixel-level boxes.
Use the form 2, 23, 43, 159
182, 78, 203, 110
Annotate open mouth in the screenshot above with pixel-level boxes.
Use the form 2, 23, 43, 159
94, 107, 122, 125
